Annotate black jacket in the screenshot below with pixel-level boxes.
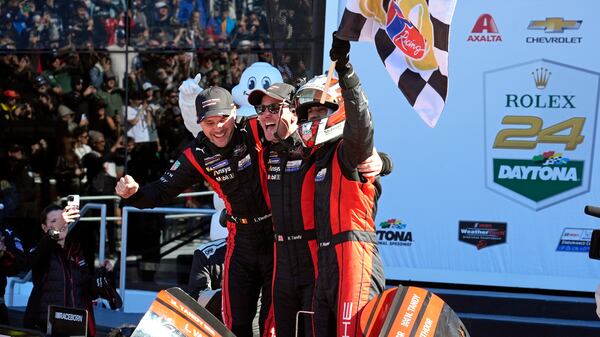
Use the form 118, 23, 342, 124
0, 225, 27, 297
23, 233, 97, 336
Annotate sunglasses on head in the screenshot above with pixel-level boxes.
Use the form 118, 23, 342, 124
255, 103, 291, 115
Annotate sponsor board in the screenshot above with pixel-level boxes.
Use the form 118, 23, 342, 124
458, 220, 507, 250
377, 219, 413, 247
526, 17, 582, 44
484, 59, 599, 210
556, 227, 592, 252
468, 14, 502, 42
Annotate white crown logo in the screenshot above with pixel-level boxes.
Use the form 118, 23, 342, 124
531, 67, 551, 90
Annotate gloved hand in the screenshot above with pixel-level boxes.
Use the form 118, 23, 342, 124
179, 74, 203, 137
329, 31, 350, 71
178, 73, 203, 108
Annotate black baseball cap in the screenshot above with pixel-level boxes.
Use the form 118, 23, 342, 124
248, 82, 295, 106
195, 86, 235, 122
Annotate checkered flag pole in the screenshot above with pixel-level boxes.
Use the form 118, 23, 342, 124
337, 0, 457, 127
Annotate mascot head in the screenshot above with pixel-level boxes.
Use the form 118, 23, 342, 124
232, 62, 283, 116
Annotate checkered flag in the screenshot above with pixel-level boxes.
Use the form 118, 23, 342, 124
337, 0, 457, 127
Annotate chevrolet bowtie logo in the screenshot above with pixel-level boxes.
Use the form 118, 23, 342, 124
528, 18, 582, 33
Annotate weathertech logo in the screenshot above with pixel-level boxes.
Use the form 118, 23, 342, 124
458, 221, 507, 250
526, 18, 582, 43
467, 14, 502, 42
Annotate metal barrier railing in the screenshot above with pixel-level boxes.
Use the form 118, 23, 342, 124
118, 206, 216, 311
6, 192, 216, 309
6, 270, 31, 306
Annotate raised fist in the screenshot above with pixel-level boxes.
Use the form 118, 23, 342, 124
329, 31, 350, 70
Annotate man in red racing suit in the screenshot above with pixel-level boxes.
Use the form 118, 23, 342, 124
295, 33, 389, 337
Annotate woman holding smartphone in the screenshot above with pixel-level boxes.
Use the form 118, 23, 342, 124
23, 203, 116, 336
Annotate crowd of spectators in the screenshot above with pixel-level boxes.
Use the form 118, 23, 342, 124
0, 0, 320, 251
0, 0, 312, 51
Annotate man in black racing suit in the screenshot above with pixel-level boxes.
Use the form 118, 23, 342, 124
116, 85, 274, 337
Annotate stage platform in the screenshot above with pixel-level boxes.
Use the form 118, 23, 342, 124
7, 283, 600, 336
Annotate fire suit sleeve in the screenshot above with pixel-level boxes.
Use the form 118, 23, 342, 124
126, 147, 203, 209
188, 249, 211, 300
337, 63, 375, 177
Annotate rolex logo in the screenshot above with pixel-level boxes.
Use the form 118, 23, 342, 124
532, 68, 551, 89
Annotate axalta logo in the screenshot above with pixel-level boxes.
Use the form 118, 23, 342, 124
484, 59, 598, 210
377, 219, 413, 246
526, 18, 582, 44
467, 14, 502, 42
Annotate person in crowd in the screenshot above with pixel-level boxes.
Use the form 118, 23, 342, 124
131, 24, 149, 48
42, 53, 73, 95
126, 90, 160, 150
6, 144, 37, 220
11, 55, 35, 96
54, 136, 84, 196
131, 0, 149, 31
142, 82, 161, 106
58, 104, 79, 135
208, 6, 236, 41
153, 2, 172, 29
81, 151, 117, 196
300, 33, 387, 337
0, 223, 27, 325
1, 90, 20, 120
95, 71, 123, 120
157, 88, 193, 161
277, 54, 293, 83
23, 204, 117, 336
63, 75, 95, 123
88, 100, 117, 142
31, 74, 60, 121
73, 127, 92, 160
88, 130, 120, 178
115, 84, 275, 337
189, 10, 207, 47
70, 1, 94, 48
107, 28, 138, 88
90, 53, 113, 89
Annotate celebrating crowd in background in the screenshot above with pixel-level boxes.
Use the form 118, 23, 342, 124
0, 0, 317, 252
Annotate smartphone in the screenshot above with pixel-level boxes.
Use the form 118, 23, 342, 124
67, 194, 80, 210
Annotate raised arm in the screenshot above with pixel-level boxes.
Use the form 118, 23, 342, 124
116, 148, 202, 208
331, 32, 375, 174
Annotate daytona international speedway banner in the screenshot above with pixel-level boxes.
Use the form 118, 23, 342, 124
330, 0, 600, 292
